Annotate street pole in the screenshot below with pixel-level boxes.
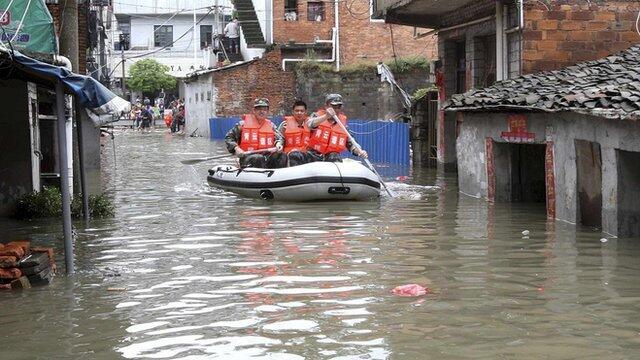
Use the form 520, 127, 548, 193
193, 3, 197, 67
121, 46, 126, 96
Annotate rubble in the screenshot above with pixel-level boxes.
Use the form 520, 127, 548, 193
0, 241, 55, 290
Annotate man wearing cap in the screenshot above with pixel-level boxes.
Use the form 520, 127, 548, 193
224, 98, 286, 168
306, 93, 368, 162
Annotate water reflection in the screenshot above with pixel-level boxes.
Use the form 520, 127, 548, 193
0, 131, 638, 359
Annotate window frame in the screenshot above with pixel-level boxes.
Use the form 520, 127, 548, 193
154, 25, 174, 48
307, 1, 325, 22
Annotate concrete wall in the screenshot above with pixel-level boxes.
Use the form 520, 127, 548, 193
456, 111, 640, 237
296, 68, 431, 119
0, 81, 32, 216
129, 14, 217, 51
183, 75, 217, 137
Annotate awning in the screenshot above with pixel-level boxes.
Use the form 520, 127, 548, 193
5, 50, 130, 126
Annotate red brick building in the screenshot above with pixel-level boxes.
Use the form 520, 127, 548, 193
383, 0, 640, 169
46, 2, 89, 74
272, 0, 437, 68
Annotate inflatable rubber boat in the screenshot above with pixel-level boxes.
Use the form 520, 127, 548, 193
207, 159, 380, 201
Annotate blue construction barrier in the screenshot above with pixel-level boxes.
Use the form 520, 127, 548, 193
209, 117, 410, 165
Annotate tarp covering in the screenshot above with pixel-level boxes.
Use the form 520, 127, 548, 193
0, 0, 57, 55
11, 50, 130, 126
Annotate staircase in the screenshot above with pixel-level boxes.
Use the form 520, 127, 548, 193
233, 0, 267, 48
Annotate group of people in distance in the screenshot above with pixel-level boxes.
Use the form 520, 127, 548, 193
224, 94, 368, 169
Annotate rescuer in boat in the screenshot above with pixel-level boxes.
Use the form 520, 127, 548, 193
224, 98, 286, 168
277, 100, 311, 167
306, 94, 367, 162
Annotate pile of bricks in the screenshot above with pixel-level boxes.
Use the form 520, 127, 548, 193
0, 241, 56, 290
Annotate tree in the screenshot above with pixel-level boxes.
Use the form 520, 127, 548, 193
126, 59, 176, 94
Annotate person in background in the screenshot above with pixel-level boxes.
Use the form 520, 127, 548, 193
224, 18, 240, 54
174, 105, 186, 134
306, 93, 367, 162
278, 100, 310, 167
224, 98, 286, 168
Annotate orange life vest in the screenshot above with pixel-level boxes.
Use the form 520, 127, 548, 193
308, 110, 349, 154
239, 114, 276, 151
283, 115, 310, 153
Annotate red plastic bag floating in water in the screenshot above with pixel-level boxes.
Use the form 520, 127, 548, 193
395, 176, 409, 182
392, 284, 429, 297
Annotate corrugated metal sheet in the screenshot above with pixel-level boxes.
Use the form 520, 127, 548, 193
209, 117, 410, 165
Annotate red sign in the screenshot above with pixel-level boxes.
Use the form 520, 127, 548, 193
0, 10, 10, 26
500, 114, 535, 143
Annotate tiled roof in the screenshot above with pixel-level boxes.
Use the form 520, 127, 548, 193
444, 44, 640, 120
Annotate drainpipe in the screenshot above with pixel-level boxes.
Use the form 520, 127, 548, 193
334, 0, 340, 71
54, 55, 73, 70
281, 28, 336, 70
56, 80, 75, 275
496, 1, 504, 81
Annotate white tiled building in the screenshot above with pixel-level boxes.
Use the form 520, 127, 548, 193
108, 0, 233, 84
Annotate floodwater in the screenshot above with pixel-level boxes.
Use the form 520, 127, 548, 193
1, 130, 640, 360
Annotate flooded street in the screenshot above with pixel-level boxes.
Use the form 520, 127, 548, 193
1, 130, 640, 359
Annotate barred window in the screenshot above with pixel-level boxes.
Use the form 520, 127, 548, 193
154, 25, 173, 48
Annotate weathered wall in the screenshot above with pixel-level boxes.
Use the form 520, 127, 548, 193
456, 111, 640, 237
184, 75, 217, 137
213, 51, 296, 116
296, 68, 431, 119
273, 0, 334, 43
522, 1, 640, 74
0, 81, 32, 216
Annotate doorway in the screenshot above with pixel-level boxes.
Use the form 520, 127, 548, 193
575, 140, 602, 228
493, 143, 546, 203
617, 149, 640, 237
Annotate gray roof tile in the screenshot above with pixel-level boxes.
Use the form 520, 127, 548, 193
444, 44, 640, 120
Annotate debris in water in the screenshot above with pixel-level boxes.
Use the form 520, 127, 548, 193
522, 230, 530, 236
600, 238, 608, 243
107, 287, 127, 292
392, 284, 429, 297
395, 176, 409, 182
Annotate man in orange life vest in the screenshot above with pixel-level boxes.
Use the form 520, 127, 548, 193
277, 100, 311, 167
306, 93, 367, 162
224, 98, 286, 168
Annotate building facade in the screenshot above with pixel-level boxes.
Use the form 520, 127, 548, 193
445, 45, 640, 238
384, 0, 640, 169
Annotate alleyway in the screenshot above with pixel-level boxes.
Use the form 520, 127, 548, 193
1, 131, 639, 359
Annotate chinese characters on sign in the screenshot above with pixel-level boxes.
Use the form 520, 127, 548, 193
500, 114, 535, 143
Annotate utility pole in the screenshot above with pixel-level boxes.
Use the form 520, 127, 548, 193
119, 33, 128, 97
193, 3, 197, 67
59, 0, 79, 71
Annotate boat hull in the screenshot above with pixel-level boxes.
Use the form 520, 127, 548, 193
207, 160, 381, 201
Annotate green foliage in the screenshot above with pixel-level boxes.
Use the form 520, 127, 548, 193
385, 56, 431, 74
411, 87, 437, 101
14, 187, 115, 220
14, 186, 62, 219
126, 59, 177, 94
295, 60, 335, 76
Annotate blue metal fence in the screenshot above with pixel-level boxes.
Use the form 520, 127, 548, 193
209, 117, 410, 165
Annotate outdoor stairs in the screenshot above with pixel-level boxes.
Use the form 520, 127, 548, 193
233, 0, 267, 48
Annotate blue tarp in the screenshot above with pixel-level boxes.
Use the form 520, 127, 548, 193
10, 51, 129, 125
209, 117, 410, 165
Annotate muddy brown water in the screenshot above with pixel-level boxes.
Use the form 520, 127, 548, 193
1, 130, 639, 359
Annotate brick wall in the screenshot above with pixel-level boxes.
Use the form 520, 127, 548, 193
273, 0, 335, 43
338, 1, 437, 65
46, 3, 88, 74
523, 1, 640, 73
272, 0, 437, 65
296, 68, 431, 119
213, 50, 296, 116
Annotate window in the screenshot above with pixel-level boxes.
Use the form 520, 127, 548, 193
473, 35, 496, 88
207, 91, 211, 101
506, 3, 521, 79
370, 0, 384, 22
307, 2, 325, 21
200, 25, 212, 49
285, 0, 298, 21
154, 25, 173, 47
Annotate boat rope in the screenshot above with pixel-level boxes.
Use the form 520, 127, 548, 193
347, 122, 394, 135
332, 161, 346, 189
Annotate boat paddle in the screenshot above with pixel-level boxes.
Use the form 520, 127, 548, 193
330, 113, 394, 197
180, 147, 278, 165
